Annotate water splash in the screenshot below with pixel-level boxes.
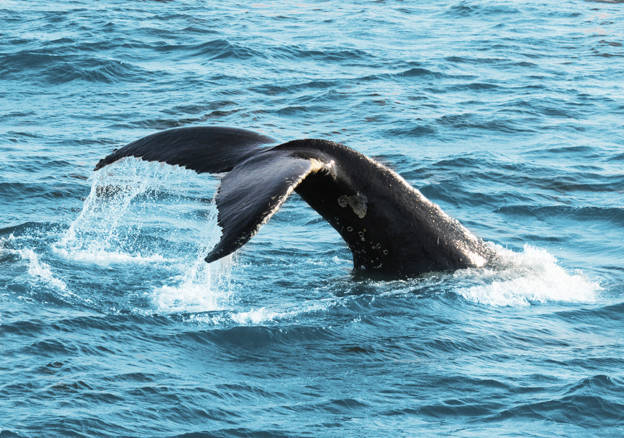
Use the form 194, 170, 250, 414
1, 235, 69, 295
151, 250, 234, 313
230, 298, 337, 325
56, 158, 176, 263
54, 158, 233, 312
20, 247, 68, 292
456, 244, 601, 306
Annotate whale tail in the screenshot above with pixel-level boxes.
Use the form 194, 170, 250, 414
95, 127, 335, 264
94, 126, 277, 173
96, 126, 491, 277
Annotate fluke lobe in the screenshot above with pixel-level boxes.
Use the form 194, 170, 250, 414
95, 126, 493, 278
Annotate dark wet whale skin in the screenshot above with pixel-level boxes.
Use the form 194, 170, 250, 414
276, 140, 493, 277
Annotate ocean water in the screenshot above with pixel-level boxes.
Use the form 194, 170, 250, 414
1, 0, 623, 436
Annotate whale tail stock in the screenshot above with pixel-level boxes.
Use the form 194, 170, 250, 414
95, 126, 491, 277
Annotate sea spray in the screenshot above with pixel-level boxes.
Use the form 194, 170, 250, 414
54, 158, 234, 311
455, 244, 601, 306
57, 158, 170, 262
1, 234, 66, 289
150, 241, 235, 314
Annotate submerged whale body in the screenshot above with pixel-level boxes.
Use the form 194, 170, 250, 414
95, 126, 493, 277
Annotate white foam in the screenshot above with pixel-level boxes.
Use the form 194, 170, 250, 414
227, 298, 336, 325
180, 296, 336, 326
1, 235, 76, 300
456, 244, 601, 306
229, 307, 280, 324
152, 282, 228, 313
54, 247, 167, 265
23, 249, 67, 291
148, 198, 234, 314
12, 247, 68, 293
151, 253, 234, 313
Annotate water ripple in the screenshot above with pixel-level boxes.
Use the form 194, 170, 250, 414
2, 0, 623, 436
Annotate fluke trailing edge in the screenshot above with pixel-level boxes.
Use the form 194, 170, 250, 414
95, 126, 493, 277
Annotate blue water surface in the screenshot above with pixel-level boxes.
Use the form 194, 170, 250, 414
1, 1, 623, 436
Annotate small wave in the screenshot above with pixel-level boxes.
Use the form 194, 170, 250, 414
187, 39, 259, 60
154, 38, 260, 61
183, 307, 294, 326
492, 389, 624, 427
436, 113, 534, 133
1, 237, 68, 293
384, 124, 436, 138
456, 244, 601, 306
273, 45, 369, 62
0, 50, 60, 74
181, 324, 336, 350
496, 205, 624, 225
0, 50, 145, 84
181, 297, 339, 327
453, 82, 502, 91
361, 66, 448, 82
397, 67, 444, 79
444, 1, 519, 17
565, 374, 624, 396
556, 302, 624, 323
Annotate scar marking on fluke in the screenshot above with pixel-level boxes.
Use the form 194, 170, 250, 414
337, 193, 368, 219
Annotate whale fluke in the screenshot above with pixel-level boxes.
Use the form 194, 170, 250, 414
95, 126, 493, 277
206, 150, 326, 263
94, 126, 276, 173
